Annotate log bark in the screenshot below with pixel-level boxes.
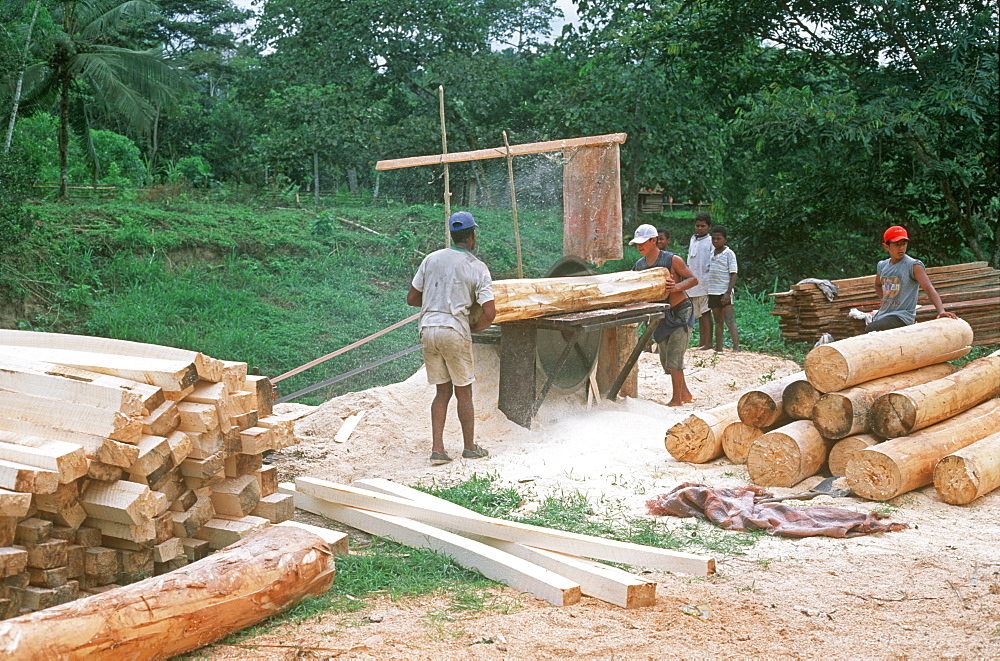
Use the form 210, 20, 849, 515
846, 399, 1000, 500
722, 422, 769, 465
933, 431, 1000, 505
746, 420, 834, 488
828, 434, 882, 476
811, 363, 956, 439
803, 317, 972, 392
492, 269, 673, 324
782, 378, 822, 420
869, 349, 1000, 439
737, 371, 804, 428
0, 526, 334, 659
664, 402, 740, 464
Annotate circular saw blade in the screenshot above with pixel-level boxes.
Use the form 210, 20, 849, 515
535, 256, 600, 393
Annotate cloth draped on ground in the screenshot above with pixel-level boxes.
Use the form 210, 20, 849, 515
646, 482, 908, 538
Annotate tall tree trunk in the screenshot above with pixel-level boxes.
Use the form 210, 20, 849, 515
3, 0, 41, 157
58, 77, 71, 199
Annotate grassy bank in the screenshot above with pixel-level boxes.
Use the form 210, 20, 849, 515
1, 197, 802, 403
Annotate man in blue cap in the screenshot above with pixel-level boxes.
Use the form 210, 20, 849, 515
408, 211, 496, 465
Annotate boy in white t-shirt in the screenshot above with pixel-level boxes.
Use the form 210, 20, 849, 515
686, 212, 714, 349
706, 224, 740, 352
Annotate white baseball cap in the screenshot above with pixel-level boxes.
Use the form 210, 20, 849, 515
628, 224, 658, 245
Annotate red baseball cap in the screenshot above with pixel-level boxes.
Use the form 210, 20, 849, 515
883, 226, 909, 243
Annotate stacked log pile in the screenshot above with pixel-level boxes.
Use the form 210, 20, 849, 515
664, 318, 1000, 504
0, 331, 302, 620
282, 477, 715, 609
769, 262, 1000, 346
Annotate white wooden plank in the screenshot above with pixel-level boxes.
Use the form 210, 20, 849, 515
0, 329, 223, 382
296, 477, 714, 576
0, 388, 141, 441
333, 412, 366, 444
0, 435, 88, 483
353, 478, 656, 608
281, 484, 581, 607
0, 356, 148, 414
0, 345, 197, 391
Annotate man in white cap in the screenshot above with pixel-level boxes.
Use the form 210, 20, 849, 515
408, 211, 496, 465
629, 223, 699, 406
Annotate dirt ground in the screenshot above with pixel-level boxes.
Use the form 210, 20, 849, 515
202, 346, 1000, 659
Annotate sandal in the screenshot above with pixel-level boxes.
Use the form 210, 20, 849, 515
462, 445, 489, 459
430, 452, 452, 466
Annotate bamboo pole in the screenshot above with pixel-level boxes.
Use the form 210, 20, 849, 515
503, 131, 524, 278
439, 86, 452, 247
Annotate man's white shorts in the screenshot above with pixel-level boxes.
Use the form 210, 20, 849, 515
420, 326, 476, 387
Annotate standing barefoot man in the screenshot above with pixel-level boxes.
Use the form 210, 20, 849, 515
630, 224, 699, 406
408, 212, 496, 465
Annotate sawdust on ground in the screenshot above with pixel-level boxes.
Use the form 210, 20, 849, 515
203, 346, 1000, 659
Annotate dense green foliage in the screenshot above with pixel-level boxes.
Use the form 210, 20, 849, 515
1, 0, 994, 281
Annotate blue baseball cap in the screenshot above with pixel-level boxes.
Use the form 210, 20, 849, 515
450, 211, 478, 231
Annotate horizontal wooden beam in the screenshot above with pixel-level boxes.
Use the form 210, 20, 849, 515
376, 133, 627, 171
295, 477, 714, 575
282, 484, 581, 607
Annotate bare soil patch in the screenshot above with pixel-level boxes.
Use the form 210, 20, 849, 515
203, 346, 1000, 659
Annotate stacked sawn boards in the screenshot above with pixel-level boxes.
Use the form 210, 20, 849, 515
281, 477, 715, 609
0, 330, 301, 620
769, 262, 1000, 346
665, 318, 1000, 504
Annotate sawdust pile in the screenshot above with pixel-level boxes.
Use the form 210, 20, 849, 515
210, 346, 1000, 659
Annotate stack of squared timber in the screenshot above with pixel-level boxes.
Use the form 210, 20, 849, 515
668, 319, 1000, 505
0, 330, 302, 620
768, 262, 1000, 346
282, 477, 716, 609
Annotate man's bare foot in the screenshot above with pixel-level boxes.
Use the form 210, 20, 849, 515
697, 345, 713, 351
682, 395, 694, 403
667, 400, 684, 407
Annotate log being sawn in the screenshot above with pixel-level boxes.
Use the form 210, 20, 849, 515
491, 268, 673, 324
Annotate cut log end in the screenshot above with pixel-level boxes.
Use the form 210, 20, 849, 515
737, 392, 781, 429
845, 450, 902, 500
722, 422, 766, 465
811, 395, 855, 440
828, 435, 881, 476
870, 393, 917, 439
933, 455, 981, 506
664, 417, 712, 463
804, 345, 849, 393
783, 381, 822, 420
746, 433, 800, 487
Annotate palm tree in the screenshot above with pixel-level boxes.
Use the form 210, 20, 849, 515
20, 0, 182, 196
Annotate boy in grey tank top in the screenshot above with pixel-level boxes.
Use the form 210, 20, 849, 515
865, 226, 957, 332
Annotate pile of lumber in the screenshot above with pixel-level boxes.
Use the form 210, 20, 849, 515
664, 318, 1000, 504
0, 330, 302, 620
769, 262, 1000, 346
282, 477, 715, 609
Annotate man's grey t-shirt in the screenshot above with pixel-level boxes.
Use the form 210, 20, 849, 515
875, 254, 924, 325
412, 246, 494, 340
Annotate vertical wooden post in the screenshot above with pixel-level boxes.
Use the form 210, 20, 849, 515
503, 131, 524, 278
312, 151, 320, 206
439, 86, 451, 247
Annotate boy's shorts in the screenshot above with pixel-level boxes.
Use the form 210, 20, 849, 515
708, 293, 734, 309
657, 325, 692, 372
690, 295, 710, 318
420, 326, 476, 386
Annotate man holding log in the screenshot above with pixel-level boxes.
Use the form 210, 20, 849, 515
408, 212, 496, 465
865, 226, 957, 332
630, 224, 698, 406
